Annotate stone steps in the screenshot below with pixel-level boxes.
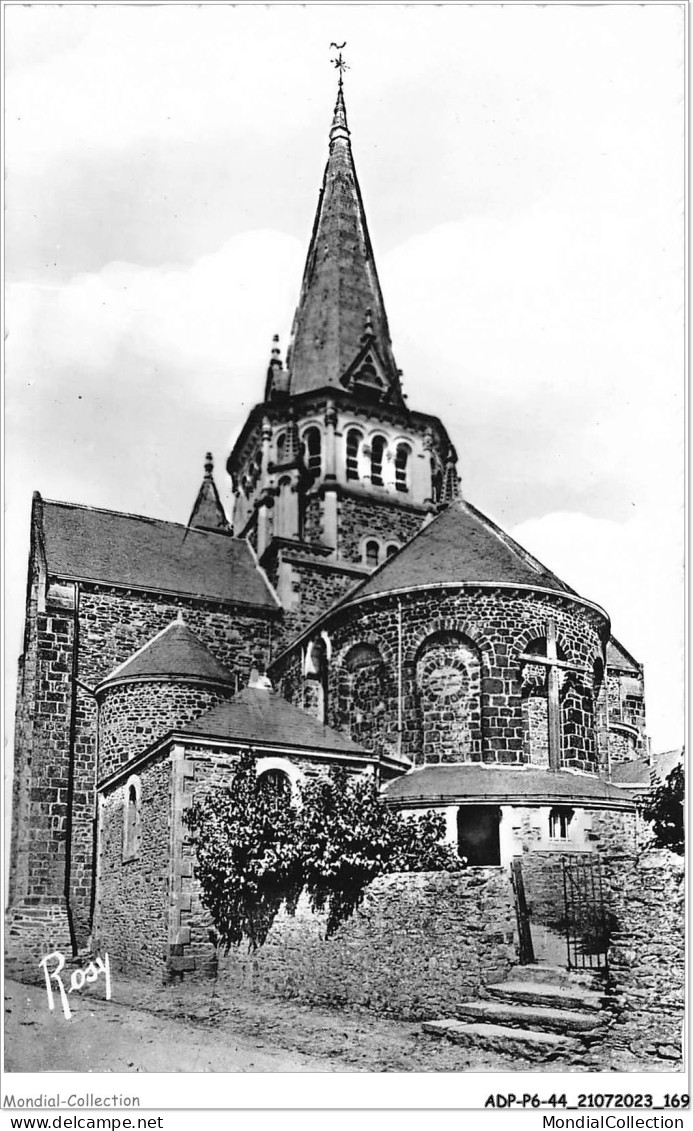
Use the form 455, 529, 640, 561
422, 964, 610, 1061
510, 963, 605, 990
454, 998, 602, 1034
487, 980, 605, 1012
422, 1019, 580, 1060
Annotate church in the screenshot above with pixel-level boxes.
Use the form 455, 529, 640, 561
7, 77, 647, 977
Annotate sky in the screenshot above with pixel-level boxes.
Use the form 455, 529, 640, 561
4, 2, 686, 761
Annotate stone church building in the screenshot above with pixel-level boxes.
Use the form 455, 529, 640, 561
8, 82, 648, 975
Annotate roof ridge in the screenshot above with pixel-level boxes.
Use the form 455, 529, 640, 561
42, 496, 241, 541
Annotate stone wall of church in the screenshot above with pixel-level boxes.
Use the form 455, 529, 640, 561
337, 494, 426, 565
95, 751, 172, 975
606, 670, 647, 761
68, 587, 275, 945
213, 871, 516, 1019
97, 680, 232, 781
603, 850, 684, 1066
273, 587, 607, 771
11, 600, 76, 906
163, 743, 375, 979
11, 569, 278, 949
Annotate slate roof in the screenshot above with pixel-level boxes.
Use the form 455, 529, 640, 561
337, 500, 576, 607
36, 496, 278, 609
97, 619, 235, 690
606, 637, 642, 673
187, 455, 231, 534
383, 764, 634, 809
285, 84, 403, 403
180, 686, 370, 757
609, 758, 650, 788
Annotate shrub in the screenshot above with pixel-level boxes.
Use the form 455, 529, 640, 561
184, 758, 463, 949
641, 764, 684, 854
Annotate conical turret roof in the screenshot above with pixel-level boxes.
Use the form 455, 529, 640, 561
97, 616, 235, 691
285, 83, 403, 404
187, 453, 230, 534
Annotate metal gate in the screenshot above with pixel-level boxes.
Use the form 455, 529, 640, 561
562, 854, 608, 970
510, 857, 535, 965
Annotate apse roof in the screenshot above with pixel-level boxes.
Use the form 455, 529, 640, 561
36, 496, 278, 610
97, 618, 235, 690
337, 500, 577, 607
383, 764, 634, 810
180, 686, 370, 757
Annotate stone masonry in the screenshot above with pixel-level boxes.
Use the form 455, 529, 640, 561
273, 586, 608, 771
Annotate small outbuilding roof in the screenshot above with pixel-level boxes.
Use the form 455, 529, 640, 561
36, 496, 278, 610
383, 764, 635, 810
337, 500, 576, 608
97, 618, 235, 691
180, 686, 370, 757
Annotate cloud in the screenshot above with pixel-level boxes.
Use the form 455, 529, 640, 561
511, 510, 685, 753
7, 229, 303, 413
380, 204, 683, 523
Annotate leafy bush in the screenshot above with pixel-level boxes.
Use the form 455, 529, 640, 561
183, 756, 463, 950
641, 764, 684, 854
183, 752, 303, 950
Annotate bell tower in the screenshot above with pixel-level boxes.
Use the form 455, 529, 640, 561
227, 75, 460, 634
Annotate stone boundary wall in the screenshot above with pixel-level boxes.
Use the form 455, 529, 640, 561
213, 869, 517, 1019
603, 849, 685, 1066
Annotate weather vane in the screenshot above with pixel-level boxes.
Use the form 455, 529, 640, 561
330, 41, 348, 86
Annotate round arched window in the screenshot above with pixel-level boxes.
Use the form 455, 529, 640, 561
346, 429, 362, 480
304, 427, 322, 474
395, 443, 410, 492
370, 436, 386, 487
364, 540, 380, 567
259, 769, 292, 810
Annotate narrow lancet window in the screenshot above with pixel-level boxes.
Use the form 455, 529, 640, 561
304, 427, 322, 474
371, 436, 386, 487
346, 429, 361, 480
395, 443, 410, 492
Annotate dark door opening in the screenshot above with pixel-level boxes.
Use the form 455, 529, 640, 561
457, 805, 501, 866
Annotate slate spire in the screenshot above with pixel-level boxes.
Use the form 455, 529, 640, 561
187, 452, 231, 534
284, 80, 403, 404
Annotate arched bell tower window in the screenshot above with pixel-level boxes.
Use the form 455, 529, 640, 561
370, 436, 386, 487
304, 427, 321, 474
346, 429, 362, 481
395, 443, 411, 492
386, 542, 400, 559
276, 431, 287, 465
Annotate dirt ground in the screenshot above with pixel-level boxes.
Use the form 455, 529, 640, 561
4, 974, 540, 1074
3, 973, 644, 1075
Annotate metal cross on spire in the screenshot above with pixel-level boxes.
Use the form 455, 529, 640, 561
330, 41, 349, 86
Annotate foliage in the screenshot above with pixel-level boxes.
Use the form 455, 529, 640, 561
641, 764, 684, 855
184, 758, 464, 949
297, 768, 462, 936
183, 751, 303, 951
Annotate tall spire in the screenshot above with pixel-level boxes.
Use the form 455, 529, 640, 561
284, 75, 404, 405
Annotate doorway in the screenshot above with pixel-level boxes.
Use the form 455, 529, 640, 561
457, 805, 501, 866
